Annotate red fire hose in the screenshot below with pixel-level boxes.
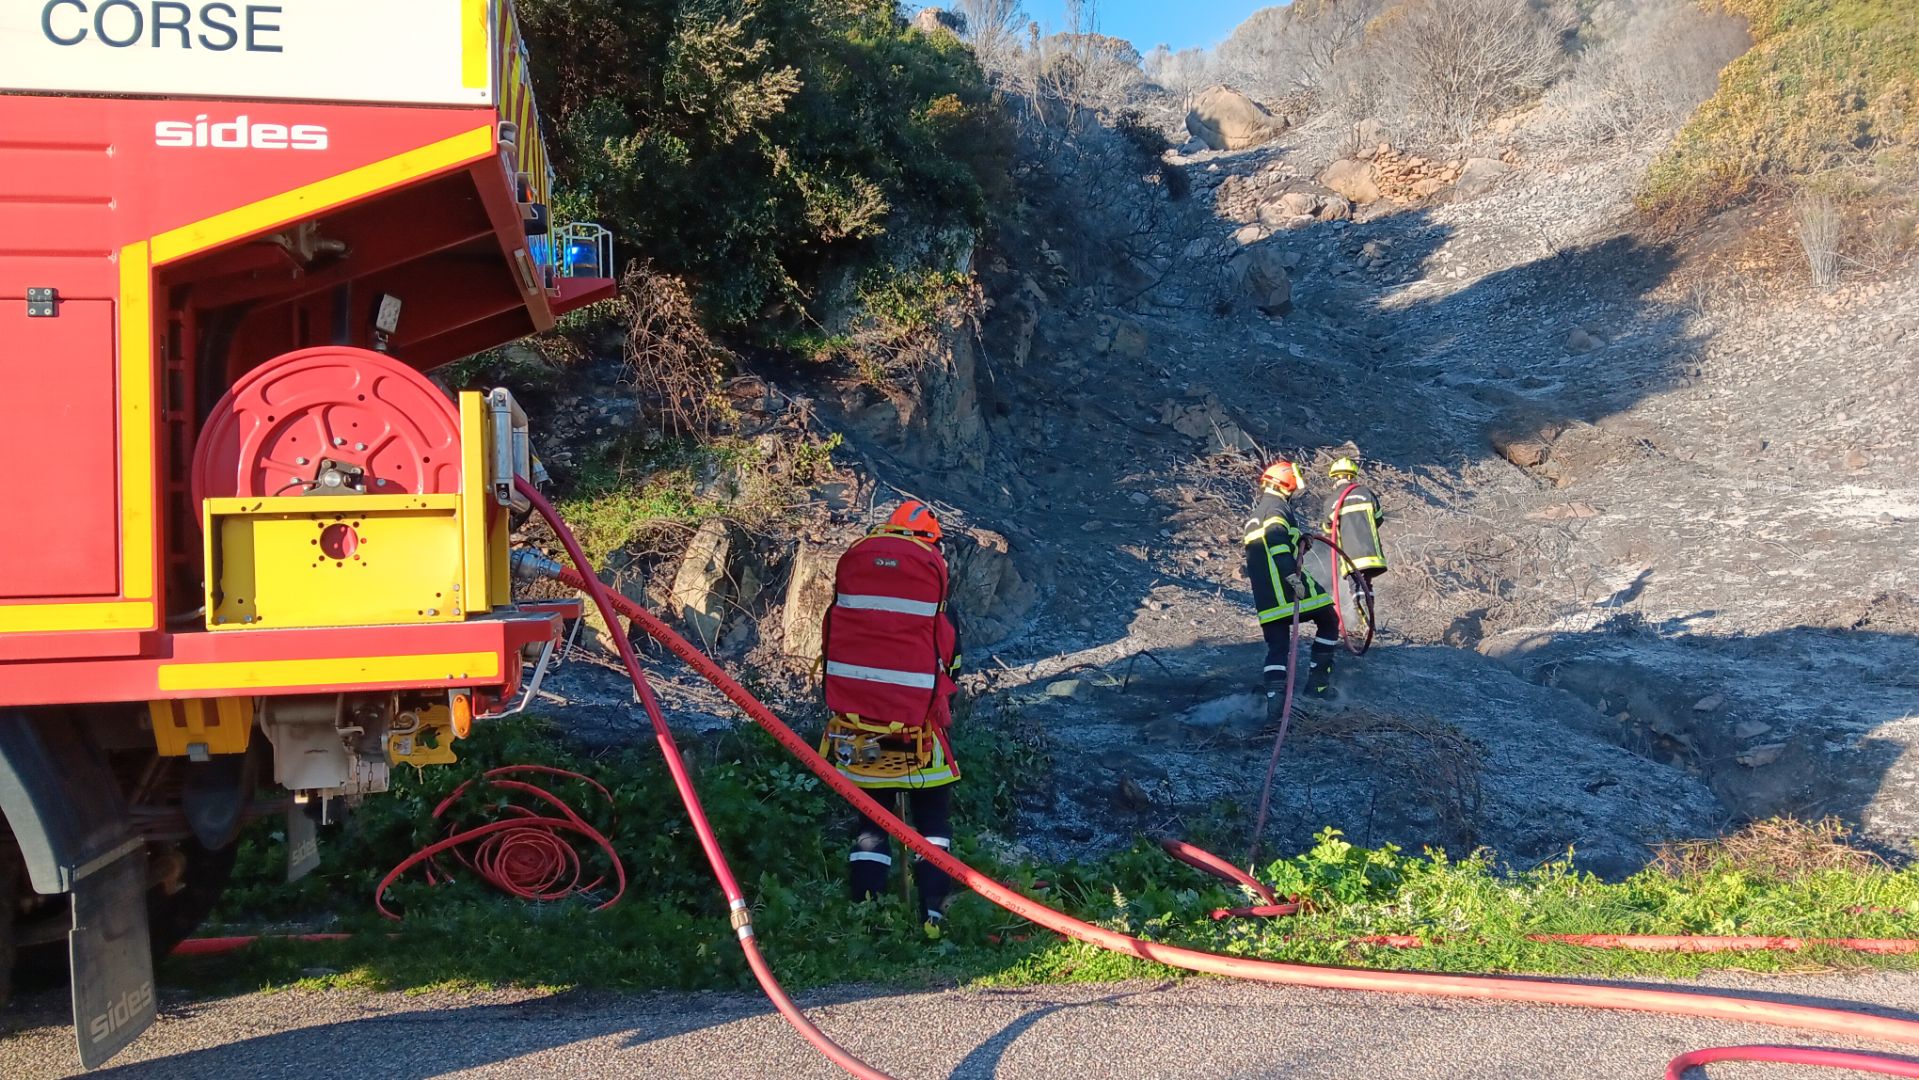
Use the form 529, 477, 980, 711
375, 765, 626, 919
520, 480, 888, 1080
522, 482, 1919, 1078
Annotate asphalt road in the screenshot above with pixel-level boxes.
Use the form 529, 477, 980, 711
8, 973, 1919, 1079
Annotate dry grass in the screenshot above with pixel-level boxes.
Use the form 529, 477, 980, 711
1652, 816, 1889, 882
1293, 705, 1487, 845
1793, 188, 1844, 286
620, 261, 734, 438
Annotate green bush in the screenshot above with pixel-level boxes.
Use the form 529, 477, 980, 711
1642, 0, 1919, 217
520, 0, 1013, 330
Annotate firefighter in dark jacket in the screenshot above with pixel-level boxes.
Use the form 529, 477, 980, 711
1324, 457, 1388, 582
1244, 460, 1340, 699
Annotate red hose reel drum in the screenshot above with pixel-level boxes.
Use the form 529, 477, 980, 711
191, 346, 462, 507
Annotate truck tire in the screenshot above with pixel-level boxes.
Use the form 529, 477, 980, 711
12, 836, 239, 986
145, 837, 240, 959
0, 843, 19, 1005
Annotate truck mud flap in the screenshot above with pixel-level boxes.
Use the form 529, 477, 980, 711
69, 846, 155, 1069
286, 801, 320, 883
0, 712, 156, 1068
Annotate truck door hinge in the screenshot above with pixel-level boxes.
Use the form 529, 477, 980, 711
26, 287, 58, 317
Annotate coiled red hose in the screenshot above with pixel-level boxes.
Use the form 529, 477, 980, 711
374, 765, 626, 919
539, 552, 1919, 1079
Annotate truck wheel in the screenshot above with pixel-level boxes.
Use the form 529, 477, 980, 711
146, 837, 240, 959
12, 836, 239, 984
0, 844, 18, 1005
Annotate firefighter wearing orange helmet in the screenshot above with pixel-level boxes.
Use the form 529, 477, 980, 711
819, 500, 963, 935
1244, 461, 1340, 700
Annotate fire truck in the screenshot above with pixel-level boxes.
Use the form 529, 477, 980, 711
0, 0, 613, 1064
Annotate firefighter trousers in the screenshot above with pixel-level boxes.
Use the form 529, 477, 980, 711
850, 784, 953, 920
1261, 606, 1340, 690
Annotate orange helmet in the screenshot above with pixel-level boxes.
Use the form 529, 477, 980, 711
1259, 460, 1305, 496
882, 500, 943, 544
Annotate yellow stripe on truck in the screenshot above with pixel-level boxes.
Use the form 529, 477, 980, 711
157, 651, 501, 692
0, 601, 154, 634
149, 127, 497, 265
462, 0, 491, 91
118, 241, 155, 602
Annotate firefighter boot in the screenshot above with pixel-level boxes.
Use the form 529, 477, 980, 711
1307, 656, 1336, 700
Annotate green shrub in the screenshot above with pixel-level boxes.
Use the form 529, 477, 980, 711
1643, 0, 1919, 217
520, 0, 1014, 331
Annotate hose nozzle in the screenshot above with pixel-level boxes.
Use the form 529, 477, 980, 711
510, 549, 566, 582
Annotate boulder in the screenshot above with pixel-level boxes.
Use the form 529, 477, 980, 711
1453, 157, 1514, 199
1164, 394, 1262, 453
910, 7, 961, 34
1278, 191, 1321, 217
1229, 244, 1293, 316
1319, 159, 1380, 206
1353, 117, 1394, 151
1092, 314, 1150, 360
668, 520, 757, 649
1316, 195, 1352, 221
1232, 224, 1272, 245
780, 542, 839, 669
1564, 328, 1604, 354
580, 570, 654, 656
1185, 85, 1287, 152
1411, 177, 1450, 199
947, 527, 1037, 646
1488, 413, 1567, 470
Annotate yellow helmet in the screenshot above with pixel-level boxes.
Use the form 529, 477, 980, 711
1328, 456, 1360, 479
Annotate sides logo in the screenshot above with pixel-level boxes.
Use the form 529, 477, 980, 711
155, 115, 328, 151
87, 981, 154, 1045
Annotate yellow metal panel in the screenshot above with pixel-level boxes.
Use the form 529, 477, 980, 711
150, 127, 496, 265
157, 652, 501, 693
204, 494, 460, 515
149, 697, 254, 757
206, 497, 466, 630
459, 393, 490, 616
488, 500, 513, 610
118, 242, 155, 602
461, 0, 492, 91
0, 601, 154, 633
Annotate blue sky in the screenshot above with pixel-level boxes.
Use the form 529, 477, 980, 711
1046, 0, 1270, 53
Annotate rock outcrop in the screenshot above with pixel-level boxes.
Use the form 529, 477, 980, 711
668, 520, 758, 649
1319, 158, 1380, 205
780, 542, 838, 668
1185, 85, 1287, 151
1229, 244, 1294, 316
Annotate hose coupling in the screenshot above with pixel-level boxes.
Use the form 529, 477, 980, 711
510, 549, 566, 582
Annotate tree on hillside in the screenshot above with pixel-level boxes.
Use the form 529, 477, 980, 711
957, 0, 1027, 77
1214, 0, 1385, 99
1349, 0, 1574, 141
1144, 44, 1214, 108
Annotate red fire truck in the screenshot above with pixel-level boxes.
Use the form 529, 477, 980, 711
0, 0, 613, 1064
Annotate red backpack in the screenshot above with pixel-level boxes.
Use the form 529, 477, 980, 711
822, 533, 958, 730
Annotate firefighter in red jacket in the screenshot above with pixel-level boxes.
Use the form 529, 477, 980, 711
819, 501, 963, 933
1245, 461, 1340, 699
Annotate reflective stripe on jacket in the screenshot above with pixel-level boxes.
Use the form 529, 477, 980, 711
1327, 482, 1388, 572
1243, 492, 1332, 624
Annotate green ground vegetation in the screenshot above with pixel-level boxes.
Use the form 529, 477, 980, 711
1644, 0, 1919, 217
548, 429, 840, 566
179, 714, 1919, 998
